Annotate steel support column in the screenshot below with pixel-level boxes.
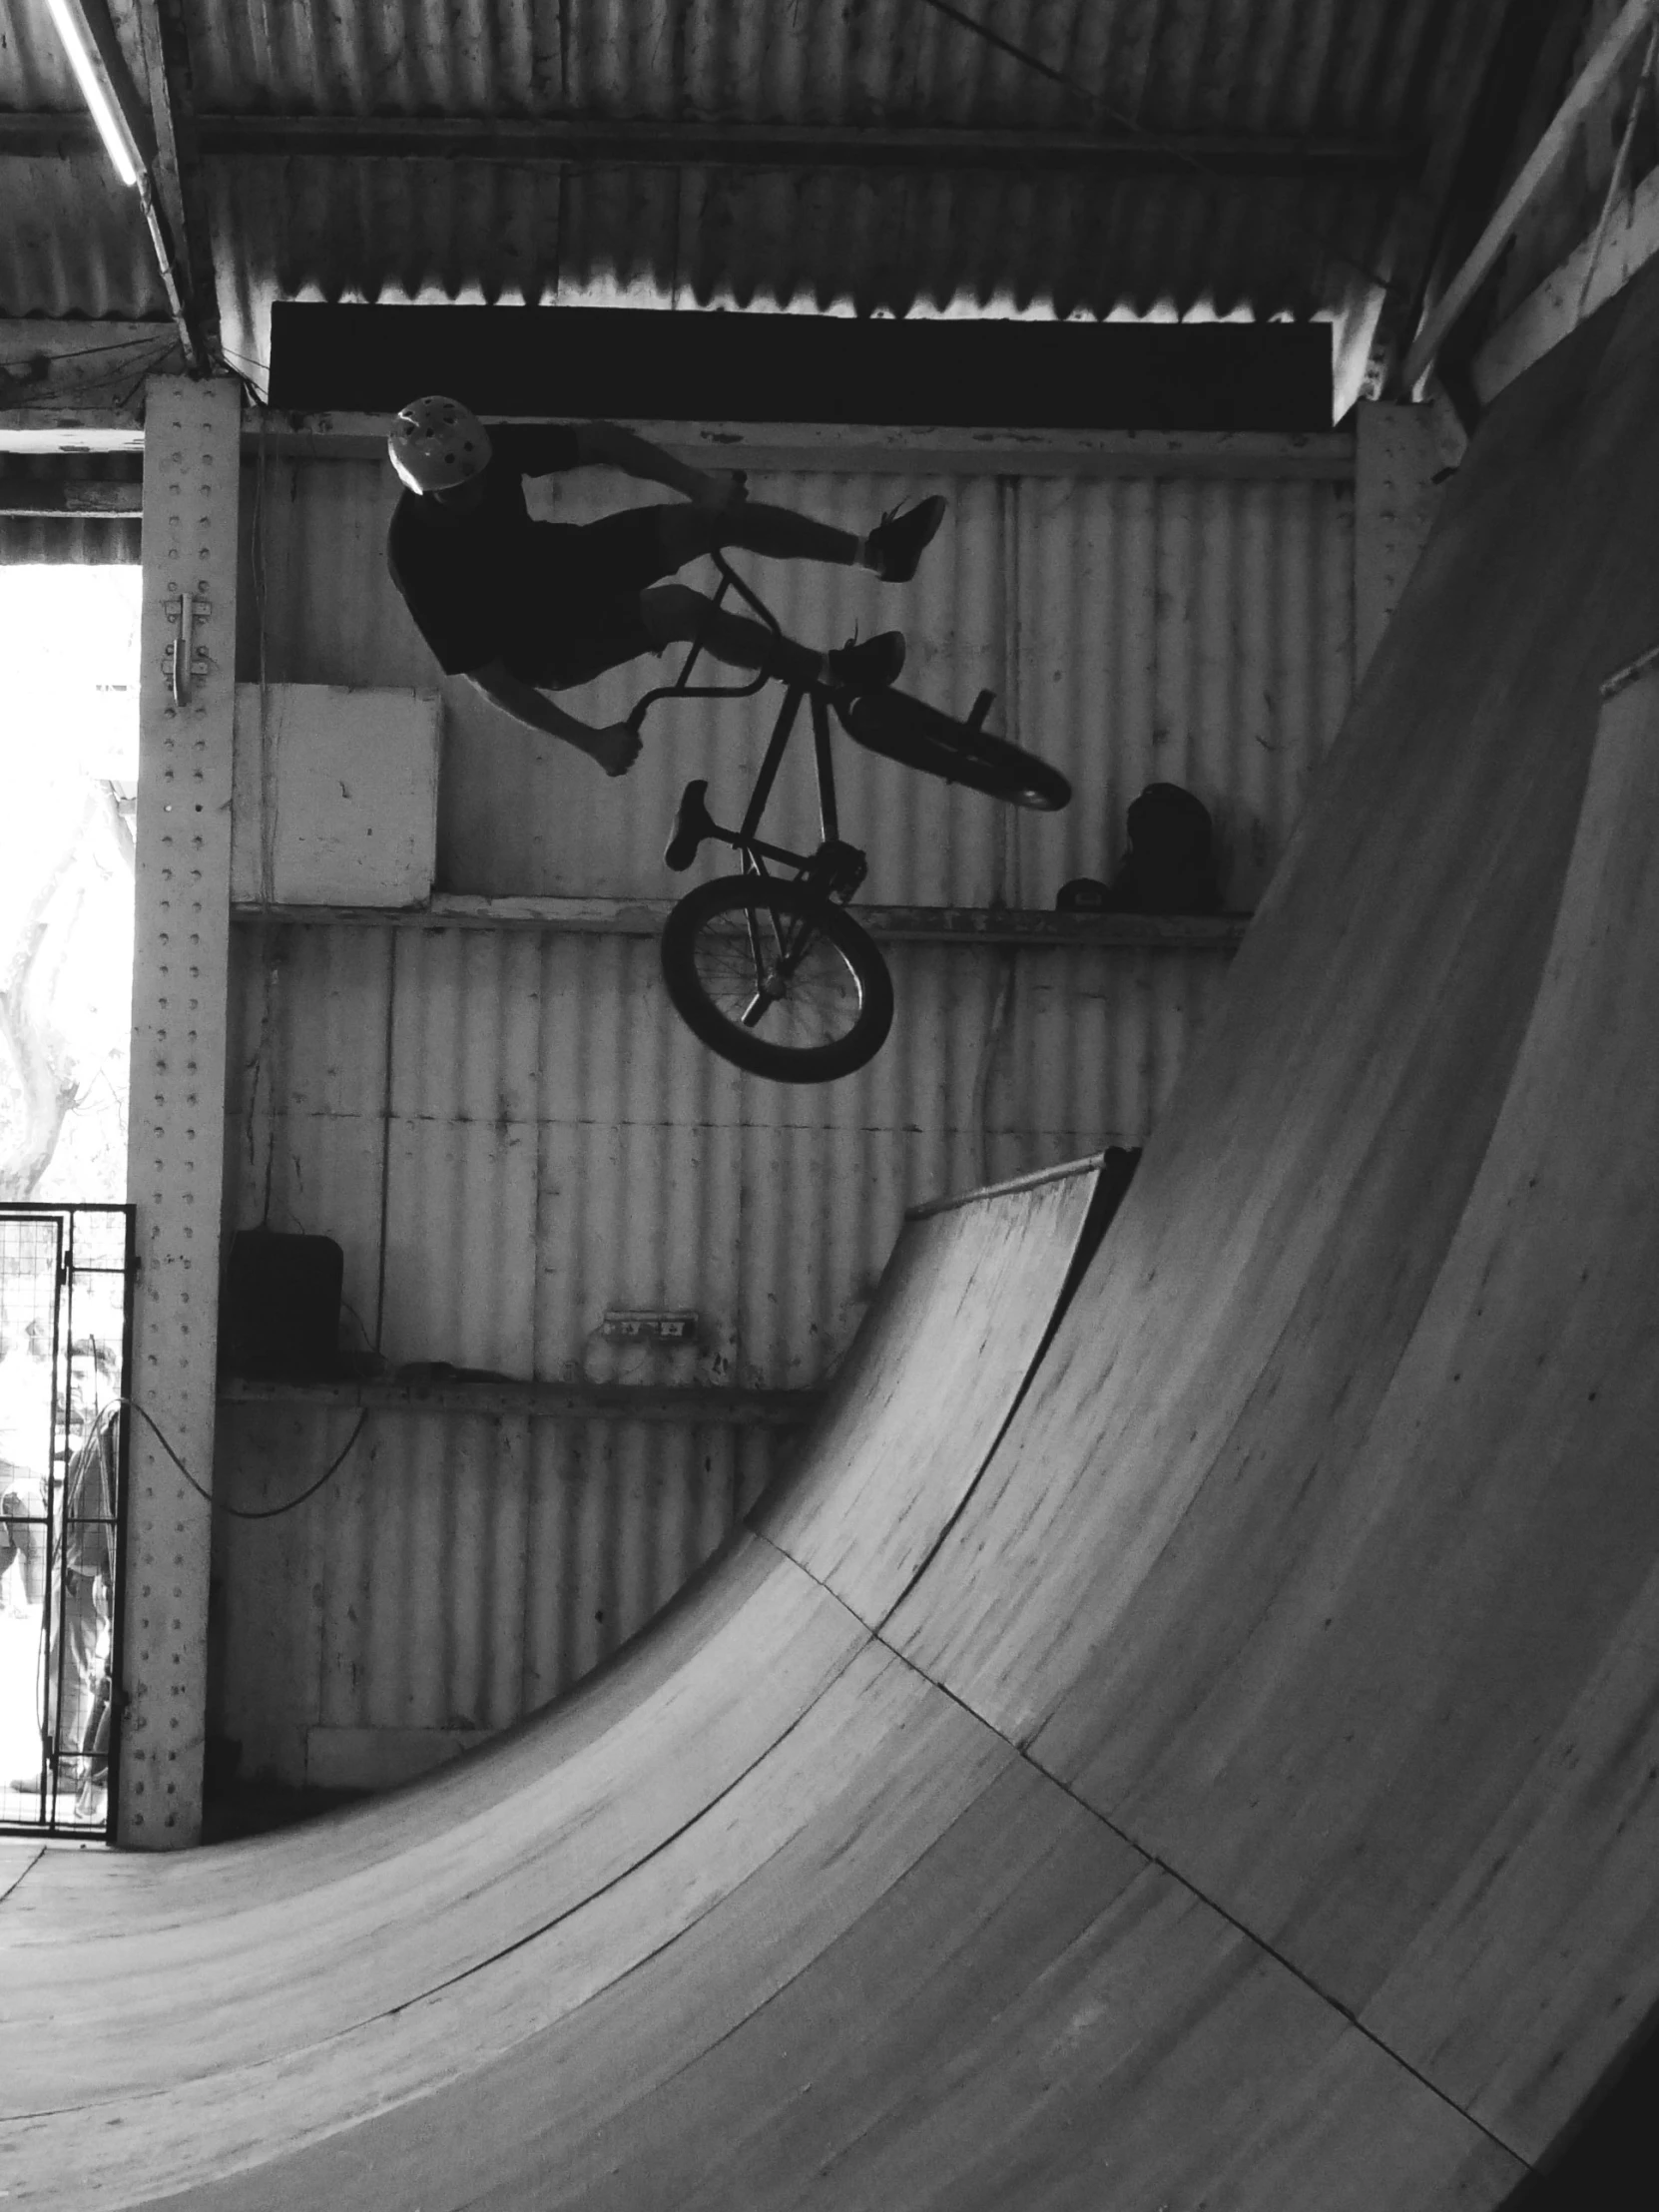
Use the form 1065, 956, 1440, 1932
119, 374, 239, 1847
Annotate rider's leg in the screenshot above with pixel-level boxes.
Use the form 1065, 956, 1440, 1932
639, 583, 823, 683
653, 496, 945, 582
655, 504, 858, 573
638, 584, 903, 692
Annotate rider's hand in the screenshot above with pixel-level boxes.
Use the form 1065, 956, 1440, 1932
691, 469, 748, 518
590, 723, 643, 779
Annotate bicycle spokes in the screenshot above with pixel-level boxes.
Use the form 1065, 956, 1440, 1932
700, 897, 868, 1051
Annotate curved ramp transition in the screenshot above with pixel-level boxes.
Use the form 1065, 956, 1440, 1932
8, 270, 1659, 2208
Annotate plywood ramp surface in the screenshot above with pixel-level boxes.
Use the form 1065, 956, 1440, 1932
9, 272, 1659, 2204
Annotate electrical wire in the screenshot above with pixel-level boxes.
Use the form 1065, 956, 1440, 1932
2, 332, 179, 368
122, 1394, 368, 1521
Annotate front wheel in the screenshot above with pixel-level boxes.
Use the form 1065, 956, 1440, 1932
835, 689, 1072, 811
661, 875, 894, 1083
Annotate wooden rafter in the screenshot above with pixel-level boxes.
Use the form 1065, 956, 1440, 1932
1404, 0, 1659, 390
0, 109, 1418, 181
1366, 0, 1582, 400
130, 0, 219, 368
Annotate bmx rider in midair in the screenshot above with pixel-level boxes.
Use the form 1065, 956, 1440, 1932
385, 396, 947, 778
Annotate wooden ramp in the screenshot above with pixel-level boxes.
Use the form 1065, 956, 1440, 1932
9, 268, 1659, 2204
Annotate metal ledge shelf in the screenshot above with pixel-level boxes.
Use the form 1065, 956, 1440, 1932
232, 895, 1252, 951
220, 1376, 824, 1429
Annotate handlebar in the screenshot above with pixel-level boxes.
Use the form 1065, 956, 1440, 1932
626, 548, 784, 735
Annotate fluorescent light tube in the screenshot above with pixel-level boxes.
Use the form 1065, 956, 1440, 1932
45, 0, 143, 189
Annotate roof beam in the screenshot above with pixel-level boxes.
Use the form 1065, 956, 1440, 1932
1404, 0, 1659, 389
0, 479, 142, 516
240, 414, 1356, 479
0, 111, 1418, 180
129, 0, 219, 368
1365, 0, 1572, 400
0, 317, 182, 448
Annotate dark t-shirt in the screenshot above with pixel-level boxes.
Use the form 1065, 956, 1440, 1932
386, 424, 584, 676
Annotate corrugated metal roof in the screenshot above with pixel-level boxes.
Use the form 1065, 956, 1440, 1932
171, 0, 1447, 133
2, 1, 1508, 390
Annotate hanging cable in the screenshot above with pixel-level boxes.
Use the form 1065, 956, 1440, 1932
122, 1395, 368, 1521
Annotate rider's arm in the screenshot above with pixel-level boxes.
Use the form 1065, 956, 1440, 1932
466, 660, 641, 777
572, 421, 740, 511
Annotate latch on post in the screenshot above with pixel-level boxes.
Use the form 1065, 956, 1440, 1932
162, 582, 213, 707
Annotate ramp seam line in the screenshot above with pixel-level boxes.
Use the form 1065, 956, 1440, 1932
357, 1602, 883, 2024
861, 1629, 1531, 2171
747, 1522, 1523, 2162
0, 1844, 48, 1909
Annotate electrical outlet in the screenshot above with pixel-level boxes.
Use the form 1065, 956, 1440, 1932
601, 1309, 700, 1345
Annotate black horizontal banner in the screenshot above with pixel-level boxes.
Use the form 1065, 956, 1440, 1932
270, 303, 1331, 431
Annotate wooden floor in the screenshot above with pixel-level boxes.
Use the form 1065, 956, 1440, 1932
8, 271, 1659, 2207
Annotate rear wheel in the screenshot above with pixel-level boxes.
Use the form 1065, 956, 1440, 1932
660, 875, 894, 1083
835, 690, 1072, 810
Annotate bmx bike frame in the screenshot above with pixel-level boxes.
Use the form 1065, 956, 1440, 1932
628, 551, 867, 900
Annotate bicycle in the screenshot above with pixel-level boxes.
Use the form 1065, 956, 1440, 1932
626, 550, 1072, 1084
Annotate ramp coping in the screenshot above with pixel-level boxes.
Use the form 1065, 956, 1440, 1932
905, 1153, 1108, 1222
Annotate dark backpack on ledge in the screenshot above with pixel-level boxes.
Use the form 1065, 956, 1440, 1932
1107, 782, 1222, 914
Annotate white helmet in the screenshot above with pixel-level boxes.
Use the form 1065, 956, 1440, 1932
388, 395, 492, 495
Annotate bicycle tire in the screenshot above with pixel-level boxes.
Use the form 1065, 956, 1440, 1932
661, 875, 894, 1084
835, 689, 1072, 811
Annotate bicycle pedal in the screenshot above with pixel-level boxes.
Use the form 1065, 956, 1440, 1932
804, 838, 868, 901
665, 778, 720, 872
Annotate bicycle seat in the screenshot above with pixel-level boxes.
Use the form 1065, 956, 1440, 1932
665, 779, 721, 872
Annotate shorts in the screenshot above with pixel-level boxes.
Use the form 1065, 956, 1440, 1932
502, 506, 682, 688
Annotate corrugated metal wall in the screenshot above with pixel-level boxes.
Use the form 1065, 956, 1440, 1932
0, 455, 141, 566
214, 439, 1354, 1792
212, 1401, 775, 1790
240, 454, 1353, 907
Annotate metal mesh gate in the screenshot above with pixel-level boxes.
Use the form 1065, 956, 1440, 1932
0, 1204, 133, 1837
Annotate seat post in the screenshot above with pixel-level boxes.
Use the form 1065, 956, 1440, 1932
810, 690, 841, 845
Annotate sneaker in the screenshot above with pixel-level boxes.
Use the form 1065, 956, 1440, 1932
825, 631, 906, 694
864, 495, 947, 582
